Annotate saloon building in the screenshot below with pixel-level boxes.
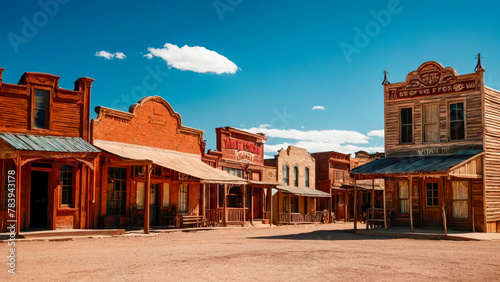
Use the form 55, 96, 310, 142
352, 58, 500, 232
91, 96, 246, 233
264, 146, 331, 224
205, 127, 274, 226
0, 68, 99, 235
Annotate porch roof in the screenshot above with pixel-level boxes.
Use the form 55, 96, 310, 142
275, 186, 331, 197
0, 133, 100, 153
93, 140, 247, 184
351, 151, 482, 176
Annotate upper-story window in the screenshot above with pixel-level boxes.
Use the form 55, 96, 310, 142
450, 102, 465, 140
283, 164, 289, 185
293, 166, 298, 187
305, 167, 309, 187
400, 107, 412, 144
34, 89, 49, 129
423, 104, 439, 142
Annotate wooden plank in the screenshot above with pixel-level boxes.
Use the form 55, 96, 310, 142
409, 175, 414, 233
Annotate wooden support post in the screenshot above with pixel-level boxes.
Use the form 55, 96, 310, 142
223, 184, 227, 227
344, 192, 348, 222
371, 178, 375, 229
242, 185, 246, 222
354, 175, 357, 231
472, 205, 475, 232
202, 183, 206, 219
268, 187, 272, 226
250, 186, 254, 225
15, 154, 21, 236
144, 164, 151, 234
409, 175, 414, 233
313, 197, 317, 222
383, 178, 387, 230
442, 177, 447, 235
288, 194, 292, 224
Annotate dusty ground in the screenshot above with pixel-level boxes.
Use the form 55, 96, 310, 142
2, 223, 500, 281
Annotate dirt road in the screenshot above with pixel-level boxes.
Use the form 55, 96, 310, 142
3, 223, 500, 281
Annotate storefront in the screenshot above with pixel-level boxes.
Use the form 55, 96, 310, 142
352, 58, 500, 232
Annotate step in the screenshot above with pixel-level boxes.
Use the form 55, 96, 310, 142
17, 229, 125, 239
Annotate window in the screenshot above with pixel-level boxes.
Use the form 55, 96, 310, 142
452, 181, 469, 218
224, 167, 243, 178
293, 166, 299, 187
397, 180, 409, 214
450, 102, 465, 140
423, 104, 439, 142
400, 107, 413, 144
283, 196, 289, 213
283, 164, 289, 185
426, 182, 439, 206
60, 165, 73, 206
34, 89, 49, 129
107, 167, 127, 216
136, 182, 145, 209
179, 183, 189, 214
162, 183, 170, 207
305, 167, 309, 188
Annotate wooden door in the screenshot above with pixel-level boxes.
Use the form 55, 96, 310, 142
150, 184, 159, 225
423, 179, 443, 227
30, 171, 49, 228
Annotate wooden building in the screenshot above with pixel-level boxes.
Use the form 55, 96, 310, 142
265, 146, 330, 224
0, 68, 100, 235
205, 127, 273, 226
312, 151, 384, 222
352, 58, 500, 232
91, 96, 246, 233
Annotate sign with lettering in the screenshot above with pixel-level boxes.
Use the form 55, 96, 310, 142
388, 80, 477, 100
224, 138, 261, 154
148, 116, 166, 126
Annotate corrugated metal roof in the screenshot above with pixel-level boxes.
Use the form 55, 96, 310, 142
0, 133, 100, 153
275, 186, 331, 197
94, 140, 247, 184
351, 152, 482, 175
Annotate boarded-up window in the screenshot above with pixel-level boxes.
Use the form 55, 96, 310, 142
450, 102, 465, 140
283, 195, 289, 213
452, 181, 469, 219
136, 182, 145, 209
398, 181, 409, 214
400, 108, 413, 144
423, 104, 439, 142
162, 183, 170, 207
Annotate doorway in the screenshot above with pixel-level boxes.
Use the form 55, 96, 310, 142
150, 183, 160, 225
30, 171, 49, 228
423, 179, 443, 227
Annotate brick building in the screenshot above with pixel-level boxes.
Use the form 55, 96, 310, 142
0, 68, 99, 235
265, 146, 330, 224
91, 96, 245, 233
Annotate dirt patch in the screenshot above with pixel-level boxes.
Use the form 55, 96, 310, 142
3, 223, 500, 281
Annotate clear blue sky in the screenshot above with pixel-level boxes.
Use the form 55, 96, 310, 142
2, 0, 500, 157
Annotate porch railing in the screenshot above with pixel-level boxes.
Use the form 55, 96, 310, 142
205, 208, 245, 223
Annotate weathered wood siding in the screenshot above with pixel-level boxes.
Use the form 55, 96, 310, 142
484, 87, 500, 225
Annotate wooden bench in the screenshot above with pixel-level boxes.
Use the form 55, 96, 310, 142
366, 208, 392, 229
176, 215, 207, 228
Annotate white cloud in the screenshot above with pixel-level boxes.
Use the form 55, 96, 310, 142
367, 130, 384, 138
241, 126, 370, 145
312, 105, 326, 110
143, 53, 153, 59
264, 141, 384, 155
145, 43, 238, 74
259, 124, 271, 128
95, 50, 126, 60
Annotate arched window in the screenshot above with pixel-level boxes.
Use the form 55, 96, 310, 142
284, 164, 289, 185
305, 167, 310, 187
293, 166, 299, 187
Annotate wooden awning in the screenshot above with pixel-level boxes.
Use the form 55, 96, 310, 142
275, 185, 331, 197
94, 140, 247, 184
